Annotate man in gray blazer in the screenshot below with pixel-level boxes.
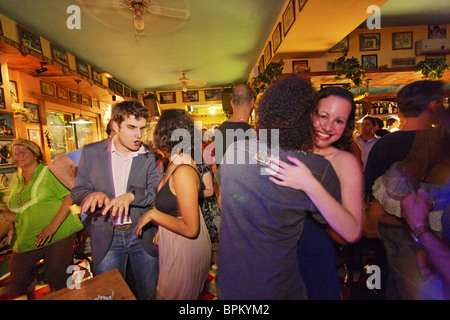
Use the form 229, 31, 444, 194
71, 101, 161, 300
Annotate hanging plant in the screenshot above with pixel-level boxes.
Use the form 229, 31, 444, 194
332, 55, 366, 90
44, 130, 53, 150
251, 60, 284, 99
12, 104, 32, 122
414, 58, 449, 80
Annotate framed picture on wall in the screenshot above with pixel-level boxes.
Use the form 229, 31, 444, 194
40, 81, 54, 96
0, 87, 6, 109
9, 80, 19, 103
362, 54, 378, 69
160, 92, 176, 104
264, 41, 272, 66
76, 59, 89, 77
51, 44, 69, 66
282, 0, 295, 36
272, 22, 282, 53
91, 68, 103, 85
392, 32, 413, 50
0, 140, 13, 166
17, 25, 42, 54
428, 24, 447, 39
298, 0, 308, 12
0, 112, 15, 138
391, 57, 415, 68
360, 33, 380, 51
0, 167, 18, 192
205, 89, 221, 101
81, 95, 91, 107
258, 55, 265, 73
56, 86, 69, 100
23, 102, 40, 123
27, 129, 41, 148
292, 60, 309, 73
182, 90, 199, 103
329, 36, 349, 53
69, 91, 79, 103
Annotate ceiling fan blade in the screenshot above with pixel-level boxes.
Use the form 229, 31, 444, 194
76, 0, 127, 8
148, 5, 190, 19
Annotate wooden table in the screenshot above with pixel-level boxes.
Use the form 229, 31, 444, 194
39, 268, 136, 300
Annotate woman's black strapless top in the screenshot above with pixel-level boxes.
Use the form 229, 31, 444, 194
155, 164, 202, 217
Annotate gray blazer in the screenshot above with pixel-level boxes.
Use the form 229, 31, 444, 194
71, 138, 162, 265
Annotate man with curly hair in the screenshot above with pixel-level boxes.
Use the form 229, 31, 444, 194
216, 75, 341, 299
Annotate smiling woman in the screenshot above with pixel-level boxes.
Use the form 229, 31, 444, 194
0, 139, 83, 299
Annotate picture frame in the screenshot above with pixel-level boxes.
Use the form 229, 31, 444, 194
391, 57, 415, 68
27, 129, 41, 148
0, 64, 2, 84
264, 41, 272, 66
56, 86, 69, 100
69, 91, 79, 103
124, 87, 131, 98
50, 44, 69, 66
428, 24, 447, 39
17, 25, 42, 54
131, 91, 138, 100
108, 78, 116, 92
91, 68, 103, 85
0, 167, 18, 191
360, 33, 380, 51
91, 97, 99, 109
258, 55, 265, 73
282, 0, 295, 36
0, 140, 13, 166
329, 36, 349, 53
298, 0, 308, 12
9, 80, 19, 103
23, 102, 40, 123
182, 90, 199, 103
272, 22, 282, 53
0, 88, 5, 109
0, 112, 15, 138
116, 83, 124, 95
40, 81, 54, 96
160, 92, 176, 104
392, 32, 413, 50
362, 54, 378, 69
205, 89, 221, 101
81, 95, 91, 107
76, 59, 89, 77
292, 60, 309, 73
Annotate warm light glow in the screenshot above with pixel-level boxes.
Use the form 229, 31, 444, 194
70, 115, 93, 124
101, 72, 113, 78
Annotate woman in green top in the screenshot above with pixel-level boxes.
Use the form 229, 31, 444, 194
4, 139, 83, 299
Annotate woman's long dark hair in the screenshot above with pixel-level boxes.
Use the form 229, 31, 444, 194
152, 109, 200, 159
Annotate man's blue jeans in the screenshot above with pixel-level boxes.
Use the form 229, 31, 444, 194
94, 228, 158, 300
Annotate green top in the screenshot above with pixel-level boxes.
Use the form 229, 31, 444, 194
8, 163, 83, 253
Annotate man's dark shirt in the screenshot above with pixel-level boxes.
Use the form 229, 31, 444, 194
213, 120, 253, 167
364, 130, 418, 195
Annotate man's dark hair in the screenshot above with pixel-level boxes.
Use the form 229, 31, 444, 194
363, 116, 376, 126
111, 100, 149, 126
396, 80, 443, 117
256, 74, 316, 151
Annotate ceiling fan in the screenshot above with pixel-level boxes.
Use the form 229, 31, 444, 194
179, 71, 189, 92
76, 0, 190, 34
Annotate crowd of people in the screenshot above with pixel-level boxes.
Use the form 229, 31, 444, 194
0, 76, 448, 300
